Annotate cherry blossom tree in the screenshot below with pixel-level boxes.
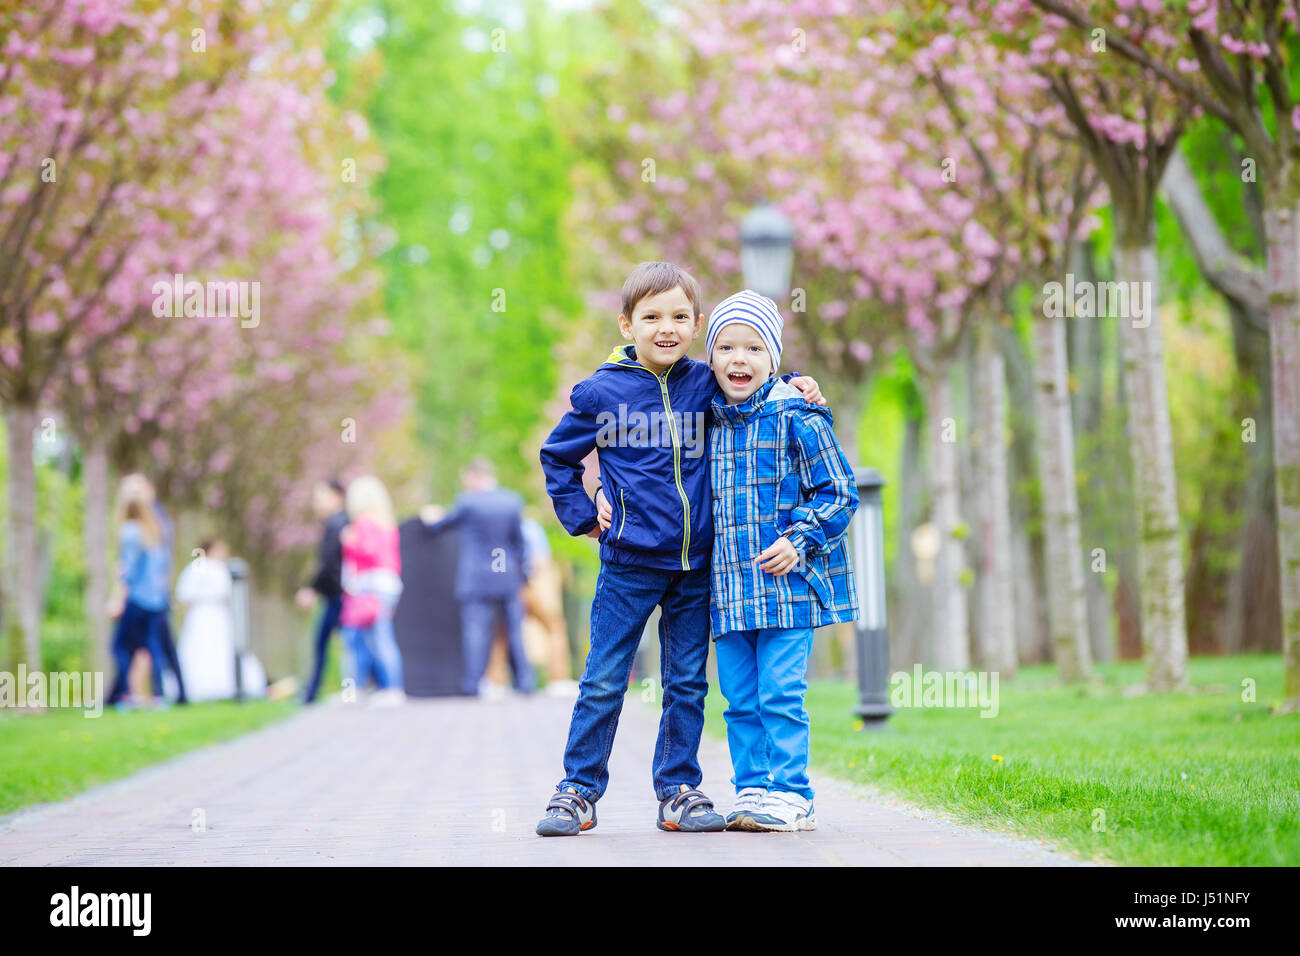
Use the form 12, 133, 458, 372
954, 0, 1193, 691
0, 0, 413, 667
1016, 0, 1300, 707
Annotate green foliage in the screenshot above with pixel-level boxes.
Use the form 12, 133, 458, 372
0, 699, 295, 817
702, 654, 1300, 865
858, 350, 915, 573
330, 0, 579, 504
0, 418, 90, 674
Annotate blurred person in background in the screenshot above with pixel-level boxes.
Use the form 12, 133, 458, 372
522, 512, 576, 697
121, 472, 188, 705
427, 457, 534, 697
176, 538, 267, 701
340, 475, 405, 706
296, 478, 350, 703
105, 480, 173, 709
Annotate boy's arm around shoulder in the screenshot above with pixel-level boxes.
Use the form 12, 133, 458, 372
782, 406, 859, 556
540, 379, 603, 536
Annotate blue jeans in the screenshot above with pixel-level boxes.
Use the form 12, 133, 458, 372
106, 600, 169, 705
715, 626, 815, 800
342, 597, 403, 691
557, 562, 711, 803
303, 595, 343, 703
460, 594, 533, 694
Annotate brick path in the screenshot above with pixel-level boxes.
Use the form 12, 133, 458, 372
0, 693, 1088, 866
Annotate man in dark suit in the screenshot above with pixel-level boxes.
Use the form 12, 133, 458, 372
429, 458, 533, 696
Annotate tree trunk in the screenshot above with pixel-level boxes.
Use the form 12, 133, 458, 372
973, 321, 1016, 676
1163, 146, 1278, 658
1262, 200, 1300, 707
924, 363, 970, 671
891, 394, 930, 669
1115, 241, 1188, 691
996, 322, 1051, 664
1067, 241, 1115, 663
4, 405, 41, 670
83, 440, 111, 675
1032, 308, 1093, 682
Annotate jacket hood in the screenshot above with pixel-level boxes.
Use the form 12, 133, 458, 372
599, 343, 692, 377
601, 344, 647, 372
712, 375, 833, 427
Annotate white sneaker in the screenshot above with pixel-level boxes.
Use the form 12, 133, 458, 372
544, 679, 580, 699
725, 787, 768, 831
369, 688, 406, 708
749, 790, 817, 831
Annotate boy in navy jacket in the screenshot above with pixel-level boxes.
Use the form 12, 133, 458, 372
535, 261, 823, 836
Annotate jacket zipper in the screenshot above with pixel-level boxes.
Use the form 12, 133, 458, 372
617, 488, 627, 541
616, 351, 691, 571
656, 369, 691, 570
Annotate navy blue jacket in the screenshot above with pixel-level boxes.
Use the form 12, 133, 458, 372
431, 487, 527, 600
540, 345, 805, 572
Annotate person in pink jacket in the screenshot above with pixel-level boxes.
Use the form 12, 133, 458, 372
340, 475, 405, 705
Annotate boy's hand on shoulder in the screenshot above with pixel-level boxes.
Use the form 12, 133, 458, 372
790, 375, 826, 406
756, 535, 801, 576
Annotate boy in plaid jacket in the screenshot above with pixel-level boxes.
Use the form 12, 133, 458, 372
706, 289, 860, 832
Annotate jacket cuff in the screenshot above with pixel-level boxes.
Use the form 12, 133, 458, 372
782, 527, 812, 556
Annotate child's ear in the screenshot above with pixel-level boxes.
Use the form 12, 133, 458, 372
617, 313, 632, 339
695, 313, 705, 334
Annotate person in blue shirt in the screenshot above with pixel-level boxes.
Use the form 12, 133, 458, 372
105, 482, 175, 708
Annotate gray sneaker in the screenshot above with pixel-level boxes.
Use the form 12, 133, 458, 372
535, 787, 596, 837
657, 785, 726, 832
748, 790, 817, 831
725, 787, 768, 830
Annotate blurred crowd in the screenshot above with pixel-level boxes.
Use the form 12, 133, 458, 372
105, 459, 574, 711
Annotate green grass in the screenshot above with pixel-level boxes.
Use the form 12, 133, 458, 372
0, 699, 297, 818
702, 653, 1300, 866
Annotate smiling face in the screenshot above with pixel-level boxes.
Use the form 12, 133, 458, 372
617, 285, 704, 375
710, 323, 773, 404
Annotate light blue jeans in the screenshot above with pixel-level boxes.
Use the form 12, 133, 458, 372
714, 626, 815, 800
342, 595, 403, 691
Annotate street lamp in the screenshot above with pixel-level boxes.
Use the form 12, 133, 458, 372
740, 201, 795, 300
851, 467, 893, 728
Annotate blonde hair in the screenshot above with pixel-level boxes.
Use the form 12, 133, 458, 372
116, 481, 161, 547
346, 475, 396, 527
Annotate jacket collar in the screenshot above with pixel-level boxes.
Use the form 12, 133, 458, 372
712, 375, 802, 425
601, 344, 681, 378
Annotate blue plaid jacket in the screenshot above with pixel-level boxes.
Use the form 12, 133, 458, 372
709, 376, 860, 635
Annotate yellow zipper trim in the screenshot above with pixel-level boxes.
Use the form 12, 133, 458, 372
617, 488, 627, 540
656, 369, 691, 570
618, 356, 691, 571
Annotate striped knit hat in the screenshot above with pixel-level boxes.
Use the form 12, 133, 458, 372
706, 289, 785, 373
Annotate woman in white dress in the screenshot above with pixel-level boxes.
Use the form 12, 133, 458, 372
176, 540, 267, 701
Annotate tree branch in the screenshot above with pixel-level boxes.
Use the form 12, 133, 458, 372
1160, 146, 1268, 331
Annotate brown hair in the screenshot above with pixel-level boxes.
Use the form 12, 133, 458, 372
620, 261, 702, 321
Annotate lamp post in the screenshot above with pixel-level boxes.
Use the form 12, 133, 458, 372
229, 557, 250, 702
740, 201, 794, 300
851, 467, 894, 728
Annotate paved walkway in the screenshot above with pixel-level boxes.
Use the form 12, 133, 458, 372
0, 694, 1088, 866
